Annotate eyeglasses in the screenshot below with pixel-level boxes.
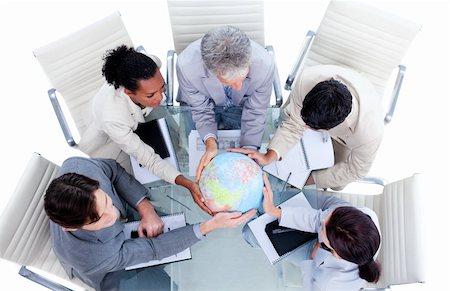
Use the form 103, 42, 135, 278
320, 242, 333, 253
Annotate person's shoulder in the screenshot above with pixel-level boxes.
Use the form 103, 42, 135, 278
301, 65, 352, 81
93, 83, 121, 115
300, 65, 377, 99
303, 65, 374, 92
94, 86, 131, 121
176, 39, 205, 79
293, 65, 340, 97
249, 40, 274, 66
94, 82, 116, 103
248, 41, 275, 82
177, 39, 202, 63
60, 157, 106, 174
62, 156, 91, 166
313, 255, 363, 291
95, 84, 127, 107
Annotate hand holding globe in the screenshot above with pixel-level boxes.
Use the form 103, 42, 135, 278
199, 210, 258, 234
198, 152, 264, 213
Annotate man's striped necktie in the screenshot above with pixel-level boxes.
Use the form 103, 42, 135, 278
223, 85, 233, 108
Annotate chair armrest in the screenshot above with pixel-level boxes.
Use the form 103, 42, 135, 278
135, 45, 146, 53
48, 89, 76, 147
324, 176, 387, 196
19, 266, 74, 291
362, 282, 426, 290
384, 65, 406, 124
358, 176, 387, 186
285, 30, 316, 91
166, 50, 176, 107
265, 45, 283, 107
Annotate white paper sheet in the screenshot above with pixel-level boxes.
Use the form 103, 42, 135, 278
188, 130, 241, 176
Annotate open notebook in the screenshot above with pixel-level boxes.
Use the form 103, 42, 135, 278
263, 129, 334, 189
248, 192, 316, 264
123, 213, 191, 270
131, 117, 179, 184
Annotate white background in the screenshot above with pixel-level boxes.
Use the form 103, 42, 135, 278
0, 0, 449, 290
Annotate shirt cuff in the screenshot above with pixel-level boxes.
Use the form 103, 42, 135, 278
203, 133, 217, 144
268, 147, 281, 161
242, 145, 257, 150
134, 196, 147, 208
192, 223, 205, 240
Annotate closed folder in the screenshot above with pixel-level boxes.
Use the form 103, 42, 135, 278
265, 220, 317, 257
134, 119, 170, 159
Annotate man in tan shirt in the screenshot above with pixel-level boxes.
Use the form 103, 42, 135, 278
233, 65, 384, 190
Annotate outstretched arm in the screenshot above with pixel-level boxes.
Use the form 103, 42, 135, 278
261, 173, 281, 217
227, 148, 278, 167
199, 209, 257, 235
91, 210, 256, 279
195, 137, 218, 182
175, 175, 213, 215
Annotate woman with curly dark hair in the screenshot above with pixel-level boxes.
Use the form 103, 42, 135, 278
80, 45, 210, 214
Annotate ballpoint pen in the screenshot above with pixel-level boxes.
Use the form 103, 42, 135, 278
166, 195, 192, 211
281, 172, 292, 193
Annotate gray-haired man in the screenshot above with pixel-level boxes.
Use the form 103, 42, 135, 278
176, 25, 275, 181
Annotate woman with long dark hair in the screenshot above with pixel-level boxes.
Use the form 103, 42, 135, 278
262, 174, 381, 290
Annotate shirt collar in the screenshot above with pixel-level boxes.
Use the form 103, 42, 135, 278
119, 87, 153, 120
328, 95, 359, 136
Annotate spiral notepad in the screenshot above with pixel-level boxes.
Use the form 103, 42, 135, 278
299, 138, 310, 170
263, 129, 334, 189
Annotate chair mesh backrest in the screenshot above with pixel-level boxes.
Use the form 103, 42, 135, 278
0, 153, 90, 289
329, 174, 425, 287
167, 0, 265, 54
304, 0, 421, 96
33, 12, 133, 137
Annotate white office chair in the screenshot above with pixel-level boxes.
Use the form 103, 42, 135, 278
165, 0, 283, 107
285, 0, 421, 123
332, 174, 426, 289
33, 11, 134, 148
0, 153, 93, 291
282, 174, 426, 290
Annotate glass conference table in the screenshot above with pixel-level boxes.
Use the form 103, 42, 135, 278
142, 106, 315, 291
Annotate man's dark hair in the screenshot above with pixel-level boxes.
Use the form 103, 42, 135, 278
44, 173, 100, 229
301, 79, 352, 130
326, 206, 382, 283
101, 45, 158, 92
